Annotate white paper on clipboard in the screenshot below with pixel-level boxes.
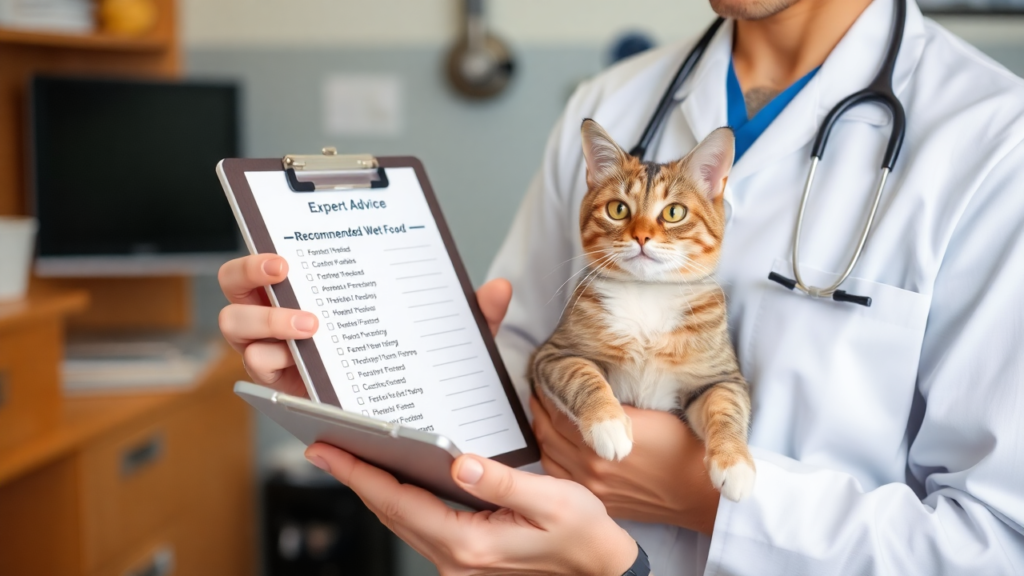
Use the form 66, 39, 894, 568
241, 166, 528, 460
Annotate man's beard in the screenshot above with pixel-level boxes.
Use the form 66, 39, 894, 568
709, 0, 799, 20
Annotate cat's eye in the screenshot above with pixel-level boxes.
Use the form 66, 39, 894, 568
661, 203, 687, 223
606, 201, 630, 220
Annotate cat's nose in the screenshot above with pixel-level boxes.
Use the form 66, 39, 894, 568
633, 235, 651, 247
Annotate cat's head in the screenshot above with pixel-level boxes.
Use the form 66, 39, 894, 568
578, 119, 734, 283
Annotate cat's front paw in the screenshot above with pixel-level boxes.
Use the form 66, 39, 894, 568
585, 418, 633, 461
707, 456, 756, 502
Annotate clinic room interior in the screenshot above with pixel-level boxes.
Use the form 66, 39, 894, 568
1, 0, 1023, 575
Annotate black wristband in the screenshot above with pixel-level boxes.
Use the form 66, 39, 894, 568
622, 541, 650, 576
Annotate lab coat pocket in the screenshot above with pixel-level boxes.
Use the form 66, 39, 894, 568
742, 259, 931, 483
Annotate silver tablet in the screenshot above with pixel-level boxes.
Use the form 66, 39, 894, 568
236, 381, 497, 511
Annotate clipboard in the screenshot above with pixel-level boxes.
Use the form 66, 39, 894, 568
217, 150, 539, 469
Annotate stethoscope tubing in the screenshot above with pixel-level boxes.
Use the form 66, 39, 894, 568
632, 0, 908, 308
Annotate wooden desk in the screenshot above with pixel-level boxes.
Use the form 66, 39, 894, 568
0, 295, 254, 576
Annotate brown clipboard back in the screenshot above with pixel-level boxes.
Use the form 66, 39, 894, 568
217, 156, 539, 469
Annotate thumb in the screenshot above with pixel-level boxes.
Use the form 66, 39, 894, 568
452, 454, 563, 523
475, 278, 511, 337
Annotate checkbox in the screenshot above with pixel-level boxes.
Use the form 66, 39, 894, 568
316, 299, 324, 306
321, 310, 330, 318
331, 336, 339, 343
341, 360, 349, 367
305, 274, 313, 281
327, 323, 335, 330
312, 287, 319, 294
347, 373, 354, 380
297, 249, 304, 256
352, 385, 359, 393
336, 347, 344, 355
357, 397, 365, 405
301, 262, 309, 269
361, 410, 369, 416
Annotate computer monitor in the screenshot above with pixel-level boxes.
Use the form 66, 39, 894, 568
30, 76, 242, 276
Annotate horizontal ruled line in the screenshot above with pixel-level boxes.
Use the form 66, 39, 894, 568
414, 314, 458, 323
448, 385, 487, 397
403, 286, 447, 294
426, 342, 470, 353
420, 328, 465, 337
408, 300, 452, 309
391, 258, 436, 266
438, 370, 483, 382
459, 414, 500, 426
453, 399, 495, 411
465, 429, 509, 441
383, 244, 429, 252
396, 272, 441, 280
433, 356, 477, 367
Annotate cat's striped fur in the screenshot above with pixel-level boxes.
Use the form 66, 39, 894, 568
529, 119, 755, 501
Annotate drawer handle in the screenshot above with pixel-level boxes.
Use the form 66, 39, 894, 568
121, 434, 165, 477
123, 545, 174, 576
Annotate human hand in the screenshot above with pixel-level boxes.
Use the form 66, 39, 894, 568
304, 443, 638, 576
532, 393, 720, 534
217, 254, 512, 397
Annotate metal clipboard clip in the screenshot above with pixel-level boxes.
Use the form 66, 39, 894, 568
282, 147, 390, 192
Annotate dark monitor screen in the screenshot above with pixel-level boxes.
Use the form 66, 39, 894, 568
30, 76, 240, 261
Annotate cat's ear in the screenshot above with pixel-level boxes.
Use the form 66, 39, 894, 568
581, 119, 628, 188
681, 127, 735, 200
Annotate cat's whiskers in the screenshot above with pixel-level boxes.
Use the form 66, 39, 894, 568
546, 250, 617, 305
566, 253, 620, 319
555, 252, 618, 319
542, 248, 616, 279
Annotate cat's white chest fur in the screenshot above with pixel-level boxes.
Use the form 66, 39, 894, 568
591, 278, 706, 411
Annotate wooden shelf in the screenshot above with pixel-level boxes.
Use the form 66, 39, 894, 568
0, 27, 169, 52
0, 291, 89, 334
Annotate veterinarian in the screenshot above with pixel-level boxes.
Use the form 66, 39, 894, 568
217, 0, 1024, 573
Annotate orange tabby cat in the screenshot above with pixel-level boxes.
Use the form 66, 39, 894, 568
529, 119, 755, 501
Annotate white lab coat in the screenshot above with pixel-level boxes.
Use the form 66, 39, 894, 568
487, 0, 1024, 573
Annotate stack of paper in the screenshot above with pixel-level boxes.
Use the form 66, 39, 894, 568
63, 337, 221, 395
0, 0, 95, 34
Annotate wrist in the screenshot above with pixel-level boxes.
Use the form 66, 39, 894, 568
587, 525, 637, 576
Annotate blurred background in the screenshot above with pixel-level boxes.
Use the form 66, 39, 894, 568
0, 1, 1022, 575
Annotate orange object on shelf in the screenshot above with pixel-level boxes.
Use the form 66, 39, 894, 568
99, 0, 158, 36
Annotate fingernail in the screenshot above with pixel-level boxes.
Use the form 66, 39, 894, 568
262, 258, 285, 276
293, 314, 316, 332
306, 454, 329, 472
456, 457, 484, 485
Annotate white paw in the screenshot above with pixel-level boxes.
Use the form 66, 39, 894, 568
586, 419, 633, 461
708, 459, 756, 502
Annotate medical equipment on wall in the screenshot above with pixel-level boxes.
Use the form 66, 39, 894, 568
446, 0, 514, 99
633, 0, 908, 308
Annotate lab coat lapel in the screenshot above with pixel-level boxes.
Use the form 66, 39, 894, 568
678, 21, 731, 151
728, 0, 927, 184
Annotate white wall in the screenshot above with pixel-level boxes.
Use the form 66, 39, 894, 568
181, 0, 717, 48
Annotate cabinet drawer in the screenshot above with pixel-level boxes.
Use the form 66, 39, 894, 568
80, 409, 189, 573
92, 527, 178, 576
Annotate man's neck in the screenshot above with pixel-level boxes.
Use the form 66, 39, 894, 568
732, 0, 873, 117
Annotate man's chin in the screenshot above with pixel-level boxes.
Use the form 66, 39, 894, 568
708, 0, 798, 21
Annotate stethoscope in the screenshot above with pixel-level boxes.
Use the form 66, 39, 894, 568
632, 0, 908, 308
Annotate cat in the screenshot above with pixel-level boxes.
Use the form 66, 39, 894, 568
529, 119, 755, 502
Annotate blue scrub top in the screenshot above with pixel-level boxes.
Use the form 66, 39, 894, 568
727, 59, 819, 161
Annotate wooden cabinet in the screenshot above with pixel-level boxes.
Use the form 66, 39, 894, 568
0, 295, 255, 576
